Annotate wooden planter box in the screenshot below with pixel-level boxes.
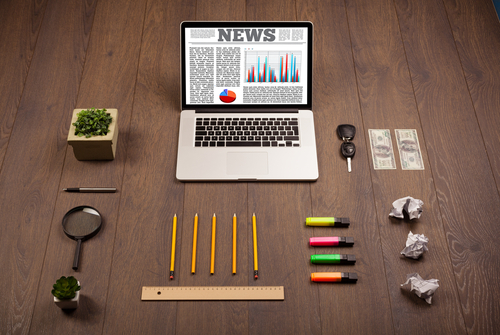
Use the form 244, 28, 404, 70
67, 108, 118, 161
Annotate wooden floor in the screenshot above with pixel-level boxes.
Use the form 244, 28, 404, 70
1, 0, 499, 334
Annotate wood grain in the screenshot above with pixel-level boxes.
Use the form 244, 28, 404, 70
297, 0, 394, 333
101, 0, 195, 333
442, 0, 500, 192
345, 0, 467, 333
0, 0, 499, 333
0, 0, 97, 333
394, 0, 500, 333
0, 0, 48, 170
28, 0, 147, 333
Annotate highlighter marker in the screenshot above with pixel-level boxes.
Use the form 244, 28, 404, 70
309, 236, 354, 247
310, 254, 356, 264
306, 217, 350, 227
311, 272, 358, 283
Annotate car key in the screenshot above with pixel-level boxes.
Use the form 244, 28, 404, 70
337, 124, 356, 172
337, 124, 356, 142
341, 141, 356, 172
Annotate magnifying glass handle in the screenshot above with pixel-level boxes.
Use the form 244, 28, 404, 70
72, 239, 82, 270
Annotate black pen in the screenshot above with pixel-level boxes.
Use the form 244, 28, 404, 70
63, 187, 117, 193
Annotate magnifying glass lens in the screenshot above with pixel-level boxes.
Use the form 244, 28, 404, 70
62, 206, 102, 271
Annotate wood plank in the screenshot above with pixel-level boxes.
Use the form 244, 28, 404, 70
244, 1, 321, 334
101, 0, 195, 333
345, 0, 468, 333
175, 2, 249, 334
0, 0, 48, 170
28, 0, 147, 333
0, 0, 97, 333
394, 0, 500, 333
443, 0, 500, 191
296, 0, 394, 333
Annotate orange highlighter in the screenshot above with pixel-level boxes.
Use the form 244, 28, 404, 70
311, 272, 358, 283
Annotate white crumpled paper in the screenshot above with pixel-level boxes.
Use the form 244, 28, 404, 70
401, 231, 429, 259
401, 273, 439, 304
389, 196, 423, 220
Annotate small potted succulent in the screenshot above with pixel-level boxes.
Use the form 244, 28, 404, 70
52, 276, 81, 309
67, 108, 118, 160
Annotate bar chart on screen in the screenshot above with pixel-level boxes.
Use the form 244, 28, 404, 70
245, 51, 301, 83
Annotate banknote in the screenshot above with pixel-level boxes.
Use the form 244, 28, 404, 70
368, 129, 397, 170
395, 129, 424, 170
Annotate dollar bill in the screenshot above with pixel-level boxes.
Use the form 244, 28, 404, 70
368, 129, 397, 170
395, 129, 424, 170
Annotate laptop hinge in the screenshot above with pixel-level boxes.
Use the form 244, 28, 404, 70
195, 108, 299, 113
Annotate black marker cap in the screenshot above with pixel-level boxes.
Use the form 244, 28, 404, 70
341, 272, 358, 283
335, 217, 350, 227
339, 254, 356, 264
338, 237, 354, 246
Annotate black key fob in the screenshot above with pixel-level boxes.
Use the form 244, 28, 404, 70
337, 124, 356, 141
341, 141, 356, 159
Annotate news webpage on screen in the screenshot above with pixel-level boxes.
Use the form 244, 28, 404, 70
185, 26, 309, 106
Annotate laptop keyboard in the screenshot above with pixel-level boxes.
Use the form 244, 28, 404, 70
194, 117, 300, 147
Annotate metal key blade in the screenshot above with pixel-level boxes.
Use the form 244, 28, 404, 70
347, 158, 351, 172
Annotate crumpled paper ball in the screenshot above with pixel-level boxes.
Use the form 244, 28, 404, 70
401, 273, 439, 304
389, 196, 423, 220
400, 231, 429, 259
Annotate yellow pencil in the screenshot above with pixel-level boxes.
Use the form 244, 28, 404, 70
169, 214, 177, 280
210, 213, 216, 275
252, 213, 259, 279
191, 213, 198, 274
232, 213, 237, 274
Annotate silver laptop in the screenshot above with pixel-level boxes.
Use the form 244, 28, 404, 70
176, 21, 318, 181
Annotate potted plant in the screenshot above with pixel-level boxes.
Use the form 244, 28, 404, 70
67, 108, 118, 160
52, 276, 81, 309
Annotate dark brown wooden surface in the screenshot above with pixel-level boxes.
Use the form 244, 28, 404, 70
0, 0, 499, 334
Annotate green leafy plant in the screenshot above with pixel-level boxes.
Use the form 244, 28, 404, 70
51, 276, 81, 300
73, 108, 112, 138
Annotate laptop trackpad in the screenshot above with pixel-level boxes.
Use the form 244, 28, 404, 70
227, 152, 268, 175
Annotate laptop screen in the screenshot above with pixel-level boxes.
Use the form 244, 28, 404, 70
181, 22, 313, 111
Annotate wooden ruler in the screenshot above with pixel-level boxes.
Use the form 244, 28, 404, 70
141, 286, 284, 301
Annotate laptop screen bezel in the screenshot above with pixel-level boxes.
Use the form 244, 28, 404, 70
180, 21, 313, 112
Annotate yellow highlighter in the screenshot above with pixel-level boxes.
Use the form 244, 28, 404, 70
305, 217, 350, 227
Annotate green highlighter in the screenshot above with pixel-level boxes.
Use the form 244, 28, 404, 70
311, 254, 356, 264
306, 217, 350, 227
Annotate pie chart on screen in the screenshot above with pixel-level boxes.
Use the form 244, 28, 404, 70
220, 89, 236, 103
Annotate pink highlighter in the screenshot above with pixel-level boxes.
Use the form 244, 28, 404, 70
309, 236, 354, 247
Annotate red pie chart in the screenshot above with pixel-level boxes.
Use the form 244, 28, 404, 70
220, 89, 236, 103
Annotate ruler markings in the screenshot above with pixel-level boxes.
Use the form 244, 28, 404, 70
141, 286, 284, 301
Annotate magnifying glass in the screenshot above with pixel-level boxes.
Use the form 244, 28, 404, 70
62, 206, 102, 271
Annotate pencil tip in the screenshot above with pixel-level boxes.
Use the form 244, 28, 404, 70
62, 188, 67, 191
213, 213, 216, 217
174, 214, 177, 217
195, 213, 198, 216
253, 213, 255, 216
234, 213, 236, 217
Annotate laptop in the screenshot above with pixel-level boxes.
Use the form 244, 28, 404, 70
176, 21, 319, 181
